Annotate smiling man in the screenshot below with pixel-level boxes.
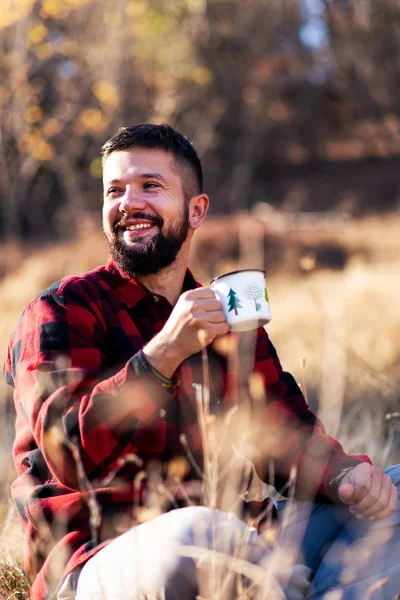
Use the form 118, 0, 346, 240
5, 124, 400, 600
103, 144, 193, 282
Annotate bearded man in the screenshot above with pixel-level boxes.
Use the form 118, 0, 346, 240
5, 124, 400, 600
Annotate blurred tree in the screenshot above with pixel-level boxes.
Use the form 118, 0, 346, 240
1, 0, 400, 242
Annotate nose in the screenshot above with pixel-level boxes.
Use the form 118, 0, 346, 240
119, 187, 146, 214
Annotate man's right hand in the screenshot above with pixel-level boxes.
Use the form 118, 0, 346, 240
143, 288, 229, 378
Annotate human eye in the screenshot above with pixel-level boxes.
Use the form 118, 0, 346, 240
107, 187, 123, 196
143, 181, 160, 190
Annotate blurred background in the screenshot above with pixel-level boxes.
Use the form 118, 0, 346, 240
1, 0, 400, 566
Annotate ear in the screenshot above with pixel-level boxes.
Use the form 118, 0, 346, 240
188, 194, 209, 230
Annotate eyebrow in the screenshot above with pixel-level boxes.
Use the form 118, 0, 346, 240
107, 172, 169, 185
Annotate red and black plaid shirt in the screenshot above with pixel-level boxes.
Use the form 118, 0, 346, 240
4, 259, 370, 599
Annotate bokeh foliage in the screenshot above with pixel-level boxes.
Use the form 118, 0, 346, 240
1, 0, 400, 241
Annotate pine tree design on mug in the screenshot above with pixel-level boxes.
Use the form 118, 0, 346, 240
242, 282, 264, 312
227, 288, 243, 315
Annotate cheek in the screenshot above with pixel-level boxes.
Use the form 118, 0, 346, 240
102, 203, 118, 230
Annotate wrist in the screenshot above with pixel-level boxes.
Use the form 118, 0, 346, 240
135, 351, 180, 389
143, 333, 183, 379
328, 467, 354, 492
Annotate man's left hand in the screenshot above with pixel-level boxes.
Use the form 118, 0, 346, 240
338, 463, 398, 520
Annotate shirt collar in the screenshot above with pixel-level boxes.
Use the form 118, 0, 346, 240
104, 258, 201, 308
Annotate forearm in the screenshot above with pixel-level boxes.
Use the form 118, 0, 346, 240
253, 329, 371, 502
24, 354, 173, 488
7, 292, 175, 489
273, 423, 371, 502
255, 396, 371, 502
142, 329, 184, 379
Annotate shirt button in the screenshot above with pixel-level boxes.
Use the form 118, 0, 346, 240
153, 295, 159, 302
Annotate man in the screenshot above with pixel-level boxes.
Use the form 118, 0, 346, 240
5, 124, 400, 600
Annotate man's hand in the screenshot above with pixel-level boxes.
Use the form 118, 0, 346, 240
143, 288, 229, 378
338, 463, 398, 521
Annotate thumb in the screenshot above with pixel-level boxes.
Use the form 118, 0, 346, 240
338, 482, 355, 503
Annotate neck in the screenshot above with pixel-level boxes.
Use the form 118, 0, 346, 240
138, 249, 189, 306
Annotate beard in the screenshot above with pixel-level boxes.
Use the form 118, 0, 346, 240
105, 206, 190, 278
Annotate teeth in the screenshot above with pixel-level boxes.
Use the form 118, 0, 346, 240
126, 223, 153, 231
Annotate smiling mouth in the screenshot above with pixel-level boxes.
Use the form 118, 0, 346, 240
119, 221, 158, 243
125, 223, 154, 231
115, 212, 163, 235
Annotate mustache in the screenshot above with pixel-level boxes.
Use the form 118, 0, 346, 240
113, 212, 164, 233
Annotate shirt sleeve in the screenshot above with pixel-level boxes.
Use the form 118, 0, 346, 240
4, 280, 174, 489
253, 327, 371, 502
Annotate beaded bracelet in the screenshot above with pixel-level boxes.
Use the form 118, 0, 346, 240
137, 350, 181, 389
328, 466, 354, 491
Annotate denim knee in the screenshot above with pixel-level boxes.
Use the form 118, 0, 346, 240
384, 464, 400, 488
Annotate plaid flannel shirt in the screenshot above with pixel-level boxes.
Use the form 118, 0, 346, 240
4, 259, 371, 599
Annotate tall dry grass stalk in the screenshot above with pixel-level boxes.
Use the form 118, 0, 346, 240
172, 330, 301, 599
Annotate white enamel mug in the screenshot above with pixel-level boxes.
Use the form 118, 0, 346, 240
210, 269, 271, 332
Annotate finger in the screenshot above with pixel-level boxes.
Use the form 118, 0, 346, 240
351, 468, 385, 515
198, 323, 230, 347
198, 310, 227, 324
209, 322, 230, 337
346, 464, 373, 504
356, 473, 394, 517
190, 309, 227, 326
368, 483, 398, 521
338, 482, 356, 504
195, 298, 224, 312
186, 287, 219, 300
191, 311, 226, 327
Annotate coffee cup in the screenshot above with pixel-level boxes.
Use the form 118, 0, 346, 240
210, 269, 271, 332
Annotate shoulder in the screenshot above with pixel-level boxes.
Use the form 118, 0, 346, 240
10, 265, 110, 339
5, 266, 109, 382
31, 265, 109, 308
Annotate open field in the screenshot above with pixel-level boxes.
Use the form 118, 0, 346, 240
0, 211, 399, 595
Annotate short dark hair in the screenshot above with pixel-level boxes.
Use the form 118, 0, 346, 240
101, 123, 203, 201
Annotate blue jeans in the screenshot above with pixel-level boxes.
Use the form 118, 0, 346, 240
72, 465, 400, 600
275, 464, 400, 599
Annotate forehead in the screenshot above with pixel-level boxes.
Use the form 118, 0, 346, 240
102, 147, 180, 183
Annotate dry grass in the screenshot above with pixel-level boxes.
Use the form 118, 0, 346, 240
0, 560, 29, 599
0, 212, 400, 597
